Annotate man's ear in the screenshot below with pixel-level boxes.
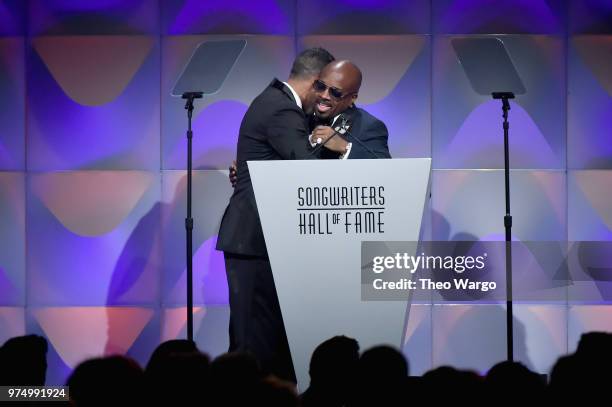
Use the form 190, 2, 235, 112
351, 93, 358, 106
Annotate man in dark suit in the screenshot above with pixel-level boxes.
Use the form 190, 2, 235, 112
216, 48, 344, 382
310, 60, 391, 159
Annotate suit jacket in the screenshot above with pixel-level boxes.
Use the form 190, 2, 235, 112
216, 79, 318, 257
318, 106, 392, 159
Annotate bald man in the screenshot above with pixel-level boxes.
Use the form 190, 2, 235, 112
310, 60, 391, 159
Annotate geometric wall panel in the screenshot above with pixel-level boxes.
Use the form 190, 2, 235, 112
567, 240, 612, 303
567, 175, 612, 302
569, 0, 612, 34
27, 172, 161, 306
568, 36, 612, 169
513, 304, 567, 374
0, 307, 25, 346
297, 0, 431, 35
568, 170, 612, 241
433, 0, 567, 34
403, 304, 432, 376
27, 307, 158, 385
0, 1, 25, 36
432, 304, 567, 374
27, 36, 160, 170
0, 172, 25, 306
300, 36, 431, 158
432, 304, 508, 374
432, 170, 566, 241
31, 307, 154, 367
28, 0, 160, 35
161, 170, 232, 306
162, 0, 295, 35
433, 35, 566, 169
0, 38, 25, 170
161, 36, 294, 170
161, 305, 230, 358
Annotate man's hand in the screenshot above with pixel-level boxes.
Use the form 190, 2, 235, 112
311, 125, 348, 154
229, 160, 237, 188
324, 134, 349, 154
311, 125, 336, 145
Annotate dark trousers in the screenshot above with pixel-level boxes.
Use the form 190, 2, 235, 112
224, 252, 296, 382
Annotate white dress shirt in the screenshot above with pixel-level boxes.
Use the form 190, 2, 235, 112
282, 81, 302, 109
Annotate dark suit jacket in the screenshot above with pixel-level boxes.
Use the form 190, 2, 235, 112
216, 79, 318, 257
318, 106, 391, 159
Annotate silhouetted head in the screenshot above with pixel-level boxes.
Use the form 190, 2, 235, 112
309, 335, 359, 386
314, 60, 362, 120
0, 335, 48, 385
486, 361, 545, 392
145, 339, 198, 373
301, 336, 359, 406
353, 345, 409, 406
422, 366, 483, 402
359, 345, 409, 382
68, 355, 144, 406
256, 376, 299, 407
550, 331, 612, 397
576, 331, 612, 360
211, 351, 261, 384
210, 352, 262, 404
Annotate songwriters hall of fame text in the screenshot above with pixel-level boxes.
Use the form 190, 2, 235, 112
297, 186, 385, 235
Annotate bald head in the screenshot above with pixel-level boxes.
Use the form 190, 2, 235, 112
320, 60, 362, 94
314, 60, 363, 119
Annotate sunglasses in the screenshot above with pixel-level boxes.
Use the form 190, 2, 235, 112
313, 79, 350, 100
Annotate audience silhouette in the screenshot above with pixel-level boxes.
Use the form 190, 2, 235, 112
1, 331, 612, 406
0, 334, 48, 386
301, 335, 359, 407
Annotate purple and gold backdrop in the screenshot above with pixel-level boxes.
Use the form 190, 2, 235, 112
0, 0, 611, 383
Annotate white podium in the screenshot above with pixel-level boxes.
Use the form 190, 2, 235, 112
249, 158, 431, 390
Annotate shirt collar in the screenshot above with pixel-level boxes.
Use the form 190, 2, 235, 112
331, 114, 341, 126
282, 81, 302, 109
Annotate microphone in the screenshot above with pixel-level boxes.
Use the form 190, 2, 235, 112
340, 115, 384, 158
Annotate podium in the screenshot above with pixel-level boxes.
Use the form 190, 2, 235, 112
249, 158, 431, 390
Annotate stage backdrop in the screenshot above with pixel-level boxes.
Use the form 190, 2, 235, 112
0, 0, 611, 384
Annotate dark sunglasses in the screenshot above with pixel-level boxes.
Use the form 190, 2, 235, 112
313, 79, 348, 100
